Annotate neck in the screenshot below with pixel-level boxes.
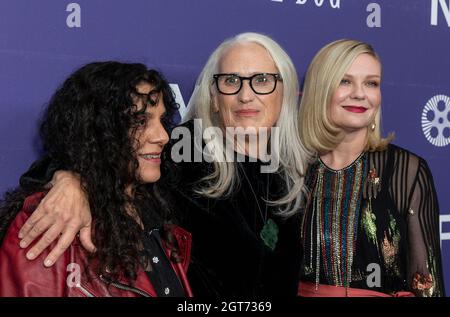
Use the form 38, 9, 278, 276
232, 132, 270, 161
320, 128, 367, 170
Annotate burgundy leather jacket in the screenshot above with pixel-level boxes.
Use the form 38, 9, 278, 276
0, 192, 193, 297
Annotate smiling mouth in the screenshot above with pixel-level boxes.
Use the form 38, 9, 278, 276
342, 106, 367, 113
139, 153, 161, 162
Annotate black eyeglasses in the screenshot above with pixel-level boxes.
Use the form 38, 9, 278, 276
212, 73, 282, 95
133, 89, 160, 106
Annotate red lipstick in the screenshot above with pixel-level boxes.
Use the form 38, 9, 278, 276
343, 106, 367, 113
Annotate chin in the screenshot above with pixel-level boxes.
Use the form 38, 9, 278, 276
338, 119, 370, 129
139, 172, 161, 184
341, 124, 370, 132
229, 116, 257, 125
239, 121, 270, 131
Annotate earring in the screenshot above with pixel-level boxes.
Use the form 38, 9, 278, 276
370, 123, 376, 131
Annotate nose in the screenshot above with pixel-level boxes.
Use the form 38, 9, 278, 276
238, 79, 255, 103
350, 83, 366, 100
156, 123, 170, 146
145, 121, 169, 147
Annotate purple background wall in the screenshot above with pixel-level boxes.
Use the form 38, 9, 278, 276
0, 0, 449, 294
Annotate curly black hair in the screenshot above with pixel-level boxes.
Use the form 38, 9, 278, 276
0, 61, 179, 282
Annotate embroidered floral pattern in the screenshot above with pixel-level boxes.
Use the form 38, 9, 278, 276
362, 204, 377, 245
381, 214, 401, 277
411, 272, 434, 297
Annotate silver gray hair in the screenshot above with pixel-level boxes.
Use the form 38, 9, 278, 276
184, 32, 311, 216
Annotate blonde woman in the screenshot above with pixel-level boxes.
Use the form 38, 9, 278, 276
298, 39, 445, 297
14, 33, 311, 297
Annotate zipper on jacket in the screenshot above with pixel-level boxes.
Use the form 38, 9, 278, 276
77, 284, 95, 297
99, 275, 151, 297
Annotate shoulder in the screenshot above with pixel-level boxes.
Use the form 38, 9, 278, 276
1, 191, 81, 261
163, 224, 192, 272
167, 224, 192, 246
370, 143, 421, 159
387, 143, 422, 160
370, 143, 426, 169
0, 191, 75, 296
4, 191, 47, 237
372, 144, 435, 187
387, 144, 431, 172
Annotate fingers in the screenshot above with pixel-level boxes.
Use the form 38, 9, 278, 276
42, 223, 81, 267
18, 203, 48, 239
16, 170, 93, 267
23, 221, 65, 261
79, 226, 96, 253
20, 220, 94, 266
18, 188, 59, 240
19, 214, 55, 249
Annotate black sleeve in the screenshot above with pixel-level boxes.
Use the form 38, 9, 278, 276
378, 145, 445, 297
405, 158, 445, 297
19, 156, 61, 190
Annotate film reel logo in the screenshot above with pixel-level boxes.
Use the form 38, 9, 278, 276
421, 95, 450, 147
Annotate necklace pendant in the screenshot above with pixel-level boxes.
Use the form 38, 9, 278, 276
260, 218, 279, 251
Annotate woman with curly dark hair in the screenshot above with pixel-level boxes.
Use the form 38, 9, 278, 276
0, 61, 193, 297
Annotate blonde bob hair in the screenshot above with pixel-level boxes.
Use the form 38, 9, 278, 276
185, 32, 311, 216
299, 39, 393, 155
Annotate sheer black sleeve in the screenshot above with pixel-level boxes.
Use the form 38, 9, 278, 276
404, 156, 445, 297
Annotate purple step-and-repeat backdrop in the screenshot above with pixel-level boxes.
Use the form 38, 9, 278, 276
0, 0, 449, 293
